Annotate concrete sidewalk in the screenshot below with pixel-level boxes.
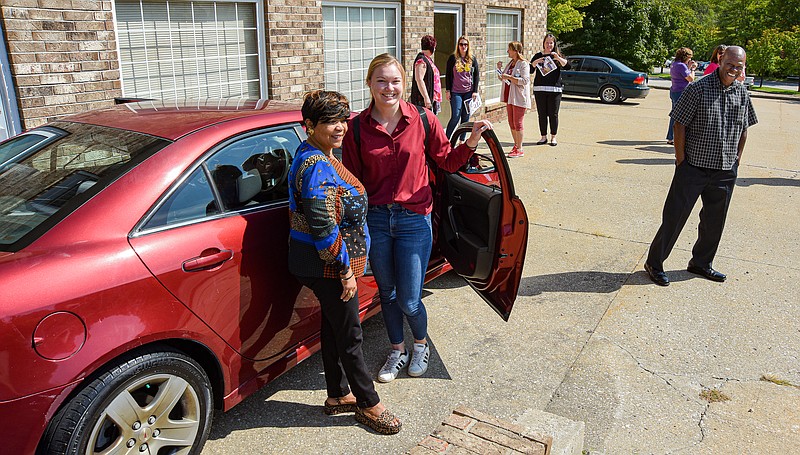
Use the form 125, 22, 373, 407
202, 89, 799, 454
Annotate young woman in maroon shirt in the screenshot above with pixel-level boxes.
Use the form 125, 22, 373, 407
342, 53, 492, 383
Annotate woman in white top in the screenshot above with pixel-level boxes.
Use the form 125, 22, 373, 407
496, 41, 530, 158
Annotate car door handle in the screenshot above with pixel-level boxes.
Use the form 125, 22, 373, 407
182, 249, 233, 272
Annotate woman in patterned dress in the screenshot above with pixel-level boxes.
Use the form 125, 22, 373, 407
288, 90, 401, 434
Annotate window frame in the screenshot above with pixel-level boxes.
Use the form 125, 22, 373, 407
133, 123, 305, 237
112, 0, 268, 100
321, 0, 402, 111
484, 8, 522, 104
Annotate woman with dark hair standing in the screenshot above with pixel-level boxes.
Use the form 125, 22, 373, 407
497, 41, 530, 157
410, 35, 442, 114
529, 33, 570, 147
343, 54, 492, 384
704, 44, 727, 75
666, 47, 697, 145
445, 35, 480, 142
288, 90, 401, 435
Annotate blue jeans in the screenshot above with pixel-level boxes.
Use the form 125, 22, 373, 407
445, 91, 473, 141
367, 204, 432, 345
666, 90, 683, 141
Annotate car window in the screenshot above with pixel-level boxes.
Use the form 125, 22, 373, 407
567, 58, 583, 70
0, 127, 67, 170
0, 122, 169, 251
141, 127, 301, 231
457, 137, 501, 189
142, 168, 219, 230
205, 128, 300, 208
582, 58, 611, 73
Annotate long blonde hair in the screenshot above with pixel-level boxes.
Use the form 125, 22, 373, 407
452, 35, 473, 63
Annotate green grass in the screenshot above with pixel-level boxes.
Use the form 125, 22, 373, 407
750, 86, 800, 96
648, 73, 671, 80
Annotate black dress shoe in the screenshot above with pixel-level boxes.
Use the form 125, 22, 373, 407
687, 263, 726, 282
645, 263, 669, 286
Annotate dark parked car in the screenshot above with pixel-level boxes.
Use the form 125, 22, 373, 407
0, 100, 528, 454
562, 55, 650, 103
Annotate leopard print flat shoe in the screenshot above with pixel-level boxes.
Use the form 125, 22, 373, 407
354, 408, 402, 434
323, 397, 359, 415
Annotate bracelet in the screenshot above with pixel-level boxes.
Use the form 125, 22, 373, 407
465, 143, 478, 151
340, 272, 354, 281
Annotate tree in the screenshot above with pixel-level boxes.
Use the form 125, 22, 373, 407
547, 0, 594, 35
664, 0, 722, 61
748, 31, 781, 86
559, 0, 673, 71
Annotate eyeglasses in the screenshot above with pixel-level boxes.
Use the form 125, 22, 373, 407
459, 43, 468, 46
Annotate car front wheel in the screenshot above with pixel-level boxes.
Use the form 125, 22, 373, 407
600, 85, 621, 104
40, 349, 213, 455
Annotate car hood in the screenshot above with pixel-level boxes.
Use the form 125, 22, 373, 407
0, 251, 14, 261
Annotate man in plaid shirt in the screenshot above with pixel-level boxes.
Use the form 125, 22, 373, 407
645, 46, 757, 286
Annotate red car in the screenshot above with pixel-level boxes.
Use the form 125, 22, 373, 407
0, 99, 528, 454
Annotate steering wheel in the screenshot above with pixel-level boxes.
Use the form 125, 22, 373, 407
255, 147, 290, 192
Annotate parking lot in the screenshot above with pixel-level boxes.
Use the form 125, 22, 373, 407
202, 89, 800, 454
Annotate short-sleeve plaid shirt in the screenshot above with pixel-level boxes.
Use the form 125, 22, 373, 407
670, 70, 758, 170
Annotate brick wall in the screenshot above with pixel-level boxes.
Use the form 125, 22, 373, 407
400, 0, 547, 122
1, 1, 120, 129
0, 0, 546, 128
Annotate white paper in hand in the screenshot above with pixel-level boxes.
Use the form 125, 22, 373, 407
464, 94, 482, 117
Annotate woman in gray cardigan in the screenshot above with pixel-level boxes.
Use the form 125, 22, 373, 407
497, 41, 530, 158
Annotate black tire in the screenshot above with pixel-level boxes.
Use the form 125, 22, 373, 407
600, 85, 621, 104
40, 349, 212, 455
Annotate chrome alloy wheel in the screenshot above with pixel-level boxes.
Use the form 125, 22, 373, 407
86, 373, 201, 455
600, 85, 620, 103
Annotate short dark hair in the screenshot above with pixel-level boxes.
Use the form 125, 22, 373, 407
421, 35, 437, 52
301, 90, 350, 127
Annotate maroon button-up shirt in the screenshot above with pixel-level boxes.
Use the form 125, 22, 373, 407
342, 100, 475, 215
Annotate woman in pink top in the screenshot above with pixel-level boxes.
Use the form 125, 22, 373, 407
410, 35, 442, 114
704, 44, 727, 75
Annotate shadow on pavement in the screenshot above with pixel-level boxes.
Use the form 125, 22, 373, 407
207, 307, 451, 441
617, 158, 675, 166
519, 270, 695, 296
737, 177, 800, 187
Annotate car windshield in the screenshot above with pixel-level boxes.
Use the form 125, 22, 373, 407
0, 122, 169, 251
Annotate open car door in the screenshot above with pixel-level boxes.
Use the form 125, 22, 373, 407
436, 124, 528, 321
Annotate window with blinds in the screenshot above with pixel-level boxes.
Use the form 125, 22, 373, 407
485, 10, 521, 103
322, 2, 400, 111
115, 0, 264, 100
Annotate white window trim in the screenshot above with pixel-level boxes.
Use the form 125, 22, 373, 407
433, 3, 462, 39
485, 8, 522, 104
322, 0, 402, 111
112, 0, 268, 100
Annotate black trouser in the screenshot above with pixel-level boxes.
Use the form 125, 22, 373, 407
647, 160, 738, 271
296, 276, 380, 409
533, 91, 562, 136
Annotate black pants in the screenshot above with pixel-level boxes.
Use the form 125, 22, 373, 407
295, 276, 380, 409
533, 91, 562, 136
647, 161, 738, 271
